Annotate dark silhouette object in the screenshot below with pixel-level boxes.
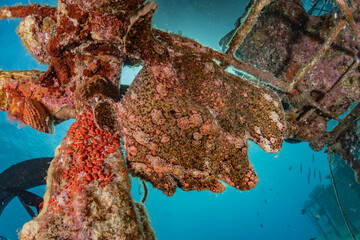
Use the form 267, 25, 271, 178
0, 157, 52, 216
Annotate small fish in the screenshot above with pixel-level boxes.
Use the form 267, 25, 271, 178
300, 163, 302, 174
312, 153, 315, 164
260, 224, 263, 228
264, 199, 267, 204
288, 166, 292, 171
319, 170, 322, 183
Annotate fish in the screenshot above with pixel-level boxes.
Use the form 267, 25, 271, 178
288, 166, 292, 171
0, 157, 52, 217
312, 153, 315, 164
260, 224, 263, 228
308, 174, 310, 184
319, 170, 322, 183
300, 163, 302, 174
264, 199, 268, 204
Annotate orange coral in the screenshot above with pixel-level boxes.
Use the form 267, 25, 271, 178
48, 106, 121, 215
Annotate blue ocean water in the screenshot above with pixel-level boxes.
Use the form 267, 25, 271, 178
0, 0, 358, 240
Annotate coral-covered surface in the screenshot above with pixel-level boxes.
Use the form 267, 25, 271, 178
20, 107, 155, 239
0, 70, 76, 131
230, 0, 360, 146
118, 59, 284, 196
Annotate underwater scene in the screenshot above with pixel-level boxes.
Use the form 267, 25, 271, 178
0, 0, 360, 239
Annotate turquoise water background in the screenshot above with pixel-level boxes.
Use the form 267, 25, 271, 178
0, 0, 337, 239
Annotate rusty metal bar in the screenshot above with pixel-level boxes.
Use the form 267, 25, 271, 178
336, 0, 360, 51
329, 101, 360, 140
289, 18, 347, 90
212, 50, 293, 92
225, 0, 271, 56
307, 98, 343, 121
298, 60, 358, 122
0, 5, 56, 20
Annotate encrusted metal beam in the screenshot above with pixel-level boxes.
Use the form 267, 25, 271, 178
289, 18, 347, 90
330, 101, 360, 140
298, 60, 358, 122
225, 0, 271, 56
0, 5, 56, 20
335, 0, 360, 51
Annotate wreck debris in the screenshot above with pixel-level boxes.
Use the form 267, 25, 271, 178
335, 0, 360, 50
220, 0, 360, 181
0, 5, 56, 20
0, 0, 360, 238
226, 0, 272, 56
289, 18, 347, 90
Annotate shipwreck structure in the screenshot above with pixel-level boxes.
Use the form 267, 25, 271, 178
0, 0, 359, 239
